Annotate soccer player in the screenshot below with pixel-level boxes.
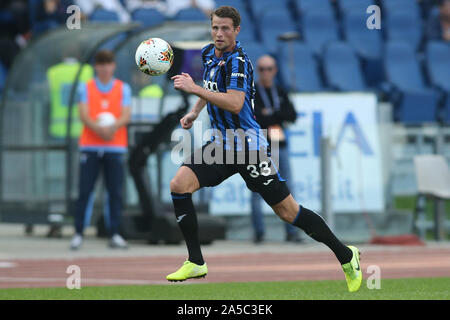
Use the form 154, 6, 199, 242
167, 6, 362, 292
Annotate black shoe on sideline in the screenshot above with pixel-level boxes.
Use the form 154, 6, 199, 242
253, 233, 264, 244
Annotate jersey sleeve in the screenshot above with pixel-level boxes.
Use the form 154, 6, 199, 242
225, 54, 249, 92
122, 82, 131, 107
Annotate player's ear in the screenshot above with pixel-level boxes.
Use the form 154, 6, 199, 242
235, 25, 240, 34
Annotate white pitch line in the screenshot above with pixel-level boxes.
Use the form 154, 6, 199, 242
0, 262, 17, 268
0, 277, 169, 285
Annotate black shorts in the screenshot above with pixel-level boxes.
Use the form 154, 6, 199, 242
182, 141, 291, 206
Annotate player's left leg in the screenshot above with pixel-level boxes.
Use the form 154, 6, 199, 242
271, 195, 352, 264
271, 195, 362, 292
239, 149, 362, 292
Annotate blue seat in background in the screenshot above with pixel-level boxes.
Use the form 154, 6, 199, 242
343, 10, 384, 87
294, 0, 334, 16
238, 10, 257, 42
323, 42, 367, 91
339, 0, 374, 14
131, 8, 166, 28
215, 0, 247, 9
425, 7, 441, 42
386, 11, 423, 50
343, 10, 382, 60
385, 42, 428, 92
279, 43, 324, 92
174, 8, 207, 21
260, 11, 298, 54
425, 41, 450, 123
241, 42, 266, 81
382, 0, 421, 18
237, 24, 257, 42
249, 0, 289, 18
90, 9, 120, 22
385, 42, 440, 124
243, 42, 266, 66
425, 41, 450, 93
302, 10, 339, 56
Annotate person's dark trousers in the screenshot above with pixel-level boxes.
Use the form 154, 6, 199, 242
250, 145, 300, 238
75, 151, 124, 236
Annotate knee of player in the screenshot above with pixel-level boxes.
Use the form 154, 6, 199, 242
170, 177, 187, 194
276, 208, 293, 223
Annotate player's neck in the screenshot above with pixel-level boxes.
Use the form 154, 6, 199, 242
214, 41, 236, 58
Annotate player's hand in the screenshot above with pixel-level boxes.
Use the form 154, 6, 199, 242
171, 72, 197, 94
96, 125, 116, 141
180, 111, 198, 130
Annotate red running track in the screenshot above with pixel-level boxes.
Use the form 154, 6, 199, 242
0, 247, 449, 288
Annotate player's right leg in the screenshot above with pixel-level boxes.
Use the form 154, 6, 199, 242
167, 142, 234, 282
166, 166, 208, 282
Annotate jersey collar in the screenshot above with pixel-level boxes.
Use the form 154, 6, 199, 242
211, 41, 241, 60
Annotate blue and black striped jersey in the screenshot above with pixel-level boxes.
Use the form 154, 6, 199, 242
201, 41, 268, 151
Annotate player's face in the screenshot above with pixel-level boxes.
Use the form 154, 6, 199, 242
95, 62, 116, 82
211, 15, 240, 52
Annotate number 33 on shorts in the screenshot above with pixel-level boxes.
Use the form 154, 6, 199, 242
246, 161, 271, 178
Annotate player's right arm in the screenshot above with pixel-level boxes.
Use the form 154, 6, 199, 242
180, 97, 207, 129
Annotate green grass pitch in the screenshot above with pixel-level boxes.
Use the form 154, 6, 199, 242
0, 277, 449, 300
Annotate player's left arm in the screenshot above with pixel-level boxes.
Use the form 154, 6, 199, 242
172, 72, 245, 114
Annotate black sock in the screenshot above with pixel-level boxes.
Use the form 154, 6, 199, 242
292, 205, 352, 265
171, 192, 204, 265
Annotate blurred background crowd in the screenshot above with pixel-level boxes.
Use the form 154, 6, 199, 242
1, 0, 449, 124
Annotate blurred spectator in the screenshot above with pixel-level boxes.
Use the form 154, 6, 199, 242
75, 0, 130, 23
46, 54, 94, 139
251, 55, 303, 244
33, 0, 74, 36
71, 50, 131, 250
0, 0, 29, 37
165, 0, 215, 18
427, 0, 450, 41
0, 0, 30, 69
126, 0, 167, 13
